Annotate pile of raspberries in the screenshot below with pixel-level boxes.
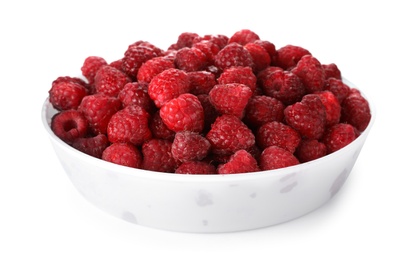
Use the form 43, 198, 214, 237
48, 29, 371, 174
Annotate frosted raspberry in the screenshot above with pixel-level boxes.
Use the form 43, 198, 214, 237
244, 95, 284, 128
296, 139, 327, 163
174, 47, 208, 72
315, 91, 341, 126
322, 63, 342, 80
188, 71, 217, 95
72, 134, 109, 159
175, 161, 216, 174
257, 121, 301, 153
244, 42, 271, 72
291, 55, 326, 93
122, 45, 162, 79
259, 146, 299, 171
341, 90, 371, 132
171, 131, 211, 162
192, 40, 220, 64
49, 81, 87, 111
94, 65, 131, 97
118, 82, 154, 112
323, 123, 356, 153
137, 56, 175, 83
102, 142, 142, 168
214, 43, 254, 71
273, 45, 311, 70
176, 32, 199, 49
228, 29, 260, 45
217, 150, 260, 174
254, 40, 276, 60
51, 110, 88, 144
193, 34, 228, 49
324, 78, 351, 104
81, 56, 108, 85
142, 139, 176, 172
217, 66, 257, 93
109, 58, 124, 71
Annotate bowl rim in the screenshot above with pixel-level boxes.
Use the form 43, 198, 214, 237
42, 79, 375, 183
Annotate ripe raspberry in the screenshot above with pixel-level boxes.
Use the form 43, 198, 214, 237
193, 34, 228, 49
260, 70, 306, 105
209, 83, 253, 119
176, 32, 199, 49
256, 121, 301, 153
118, 82, 154, 112
214, 43, 254, 71
102, 142, 142, 168
142, 139, 177, 172
291, 55, 326, 93
296, 139, 327, 163
197, 94, 219, 132
107, 105, 152, 145
150, 111, 175, 140
228, 29, 260, 46
315, 91, 341, 126
72, 134, 109, 159
284, 94, 326, 139
51, 110, 88, 144
323, 123, 356, 153
322, 63, 342, 80
52, 76, 89, 89
192, 40, 220, 64
341, 90, 371, 132
324, 78, 351, 104
175, 161, 216, 174
81, 56, 108, 85
171, 131, 211, 162
217, 150, 260, 174
174, 47, 208, 72
148, 68, 191, 108
259, 146, 299, 171
244, 42, 271, 72
273, 45, 311, 70
121, 45, 162, 79
206, 114, 255, 155
78, 93, 121, 135
254, 40, 276, 60
49, 81, 87, 111
244, 95, 285, 128
94, 65, 131, 97
159, 93, 204, 133
109, 58, 124, 71
188, 71, 217, 95
137, 56, 175, 83
217, 66, 257, 93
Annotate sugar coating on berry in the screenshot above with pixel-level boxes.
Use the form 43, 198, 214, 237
102, 142, 142, 168
256, 121, 301, 153
94, 65, 131, 97
49, 81, 87, 111
259, 146, 299, 170
323, 123, 356, 153
137, 56, 175, 83
228, 29, 260, 46
217, 150, 260, 174
142, 139, 177, 173
175, 161, 216, 174
217, 66, 257, 93
244, 95, 285, 128
296, 139, 327, 163
51, 110, 88, 144
81, 56, 108, 85
214, 43, 254, 71
171, 131, 211, 162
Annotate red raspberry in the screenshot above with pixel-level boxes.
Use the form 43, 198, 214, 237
228, 29, 260, 46
260, 70, 306, 105
149, 111, 175, 141
284, 94, 326, 139
137, 56, 175, 83
175, 161, 216, 174
214, 43, 254, 71
322, 63, 342, 80
217, 150, 260, 174
209, 83, 253, 119
206, 114, 255, 155
94, 65, 131, 97
171, 131, 211, 162
121, 45, 162, 79
315, 91, 341, 126
81, 56, 108, 85
259, 146, 299, 171
160, 93, 204, 133
324, 78, 351, 104
118, 82, 154, 112
51, 110, 88, 144
341, 90, 371, 132
52, 76, 89, 89
217, 66, 257, 93
192, 40, 220, 64
78, 93, 121, 135
193, 34, 229, 49
254, 40, 276, 60
102, 142, 142, 168
188, 71, 217, 95
49, 81, 87, 111
142, 139, 177, 172
174, 47, 208, 72
148, 68, 191, 108
107, 105, 152, 146
109, 58, 124, 71
256, 121, 301, 153
296, 139, 327, 163
197, 94, 219, 132
176, 32, 199, 49
72, 134, 109, 159
273, 45, 311, 70
244, 95, 285, 128
244, 42, 271, 72
291, 55, 326, 93
323, 123, 356, 153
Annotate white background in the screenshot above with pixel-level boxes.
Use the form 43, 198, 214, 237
1, 0, 401, 259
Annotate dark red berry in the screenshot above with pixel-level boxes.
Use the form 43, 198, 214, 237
94, 65, 131, 97
291, 55, 326, 93
324, 78, 351, 104
192, 40, 220, 64
174, 47, 208, 72
323, 123, 356, 153
81, 56, 108, 85
254, 40, 276, 60
244, 95, 284, 128
171, 131, 211, 162
175, 161, 216, 174
256, 121, 301, 153
322, 63, 342, 80
217, 150, 260, 174
188, 71, 217, 95
149, 111, 175, 141
72, 134, 109, 159
49, 81, 87, 111
214, 43, 254, 71
217, 66, 257, 93
51, 110, 88, 144
259, 146, 299, 171
341, 90, 371, 132
102, 142, 142, 168
137, 56, 175, 83
296, 139, 327, 163
121, 45, 162, 79
176, 32, 199, 49
244, 42, 271, 72
118, 82, 154, 112
315, 91, 341, 126
142, 139, 177, 173
228, 29, 260, 46
273, 45, 311, 70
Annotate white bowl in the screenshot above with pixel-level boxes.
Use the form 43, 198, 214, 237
42, 83, 374, 233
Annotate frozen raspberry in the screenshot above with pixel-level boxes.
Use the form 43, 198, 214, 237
78, 93, 121, 135
142, 139, 177, 172
323, 123, 356, 153
174, 47, 208, 72
291, 55, 326, 93
260, 70, 305, 105
81, 56, 108, 85
324, 78, 351, 104
315, 91, 341, 126
192, 40, 220, 64
49, 81, 87, 111
257, 121, 301, 153
228, 29, 260, 46
109, 58, 124, 71
217, 66, 257, 93
296, 139, 327, 163
244, 42, 271, 72
160, 93, 204, 133
322, 63, 342, 80
341, 90, 371, 132
72, 134, 109, 159
51, 110, 88, 144
175, 161, 216, 174
118, 82, 154, 112
217, 150, 260, 174
94, 65, 131, 97
244, 95, 284, 128
197, 94, 219, 132
206, 114, 255, 155
209, 83, 253, 119
273, 45, 311, 70
214, 43, 254, 71
171, 131, 211, 162
188, 71, 217, 95
107, 105, 152, 146
176, 32, 199, 49
150, 111, 175, 140
102, 142, 142, 168
137, 56, 175, 83
259, 146, 299, 171
193, 34, 229, 49
254, 40, 276, 60
148, 68, 190, 108
284, 94, 326, 139
52, 76, 88, 89
122, 45, 162, 79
